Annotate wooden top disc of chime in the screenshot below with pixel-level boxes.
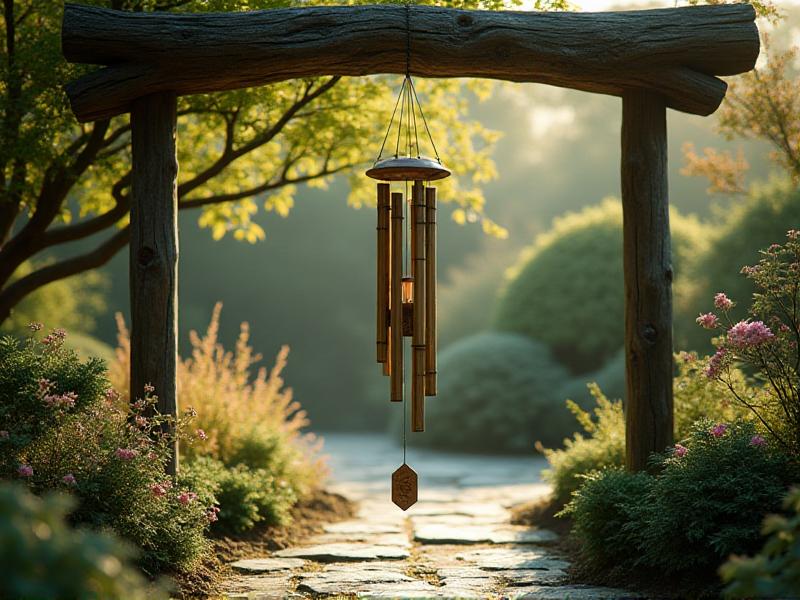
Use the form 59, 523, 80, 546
366, 156, 451, 182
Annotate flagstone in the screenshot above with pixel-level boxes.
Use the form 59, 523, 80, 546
229, 557, 306, 573
275, 542, 410, 562
414, 523, 558, 545
456, 547, 570, 571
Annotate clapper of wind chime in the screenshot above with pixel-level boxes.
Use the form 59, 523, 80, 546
367, 73, 450, 511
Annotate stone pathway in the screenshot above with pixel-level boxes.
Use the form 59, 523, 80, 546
225, 434, 639, 599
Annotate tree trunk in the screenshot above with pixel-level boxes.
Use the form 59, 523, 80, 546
621, 89, 674, 473
130, 92, 179, 477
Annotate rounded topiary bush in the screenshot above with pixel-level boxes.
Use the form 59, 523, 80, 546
493, 199, 709, 373
413, 332, 571, 453
688, 179, 800, 336
556, 347, 626, 409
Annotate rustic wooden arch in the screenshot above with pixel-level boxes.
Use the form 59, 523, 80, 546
62, 3, 759, 475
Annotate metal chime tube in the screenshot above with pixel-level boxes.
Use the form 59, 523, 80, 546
411, 181, 426, 431
425, 186, 437, 396
376, 183, 390, 369
390, 191, 404, 402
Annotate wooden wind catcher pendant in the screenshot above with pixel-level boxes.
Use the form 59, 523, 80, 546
367, 75, 450, 510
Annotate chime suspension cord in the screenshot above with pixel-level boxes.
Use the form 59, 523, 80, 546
408, 76, 441, 164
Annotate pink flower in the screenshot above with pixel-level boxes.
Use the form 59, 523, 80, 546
696, 313, 719, 329
43, 391, 77, 410
41, 328, 67, 347
704, 347, 728, 379
28, 322, 43, 332
37, 378, 53, 395
206, 506, 220, 522
178, 491, 197, 505
143, 383, 155, 394
115, 448, 138, 460
0, 431, 8, 440
750, 435, 767, 447
714, 293, 734, 311
674, 444, 688, 458
104, 388, 120, 402
135, 416, 148, 428
151, 483, 168, 498
17, 464, 33, 477
196, 429, 207, 441
711, 423, 728, 438
788, 229, 800, 240
727, 320, 775, 349
62, 474, 77, 486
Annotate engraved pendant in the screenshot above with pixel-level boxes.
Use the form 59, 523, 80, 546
391, 463, 418, 510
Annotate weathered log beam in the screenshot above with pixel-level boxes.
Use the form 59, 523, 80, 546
62, 3, 759, 122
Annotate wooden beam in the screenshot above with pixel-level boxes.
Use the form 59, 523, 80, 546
130, 92, 180, 476
621, 89, 674, 473
62, 3, 759, 122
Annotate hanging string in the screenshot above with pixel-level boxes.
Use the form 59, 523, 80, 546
408, 76, 441, 163
376, 78, 405, 163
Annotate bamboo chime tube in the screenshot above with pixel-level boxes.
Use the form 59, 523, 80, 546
411, 181, 426, 432
424, 187, 437, 396
390, 191, 404, 401
376, 183, 390, 365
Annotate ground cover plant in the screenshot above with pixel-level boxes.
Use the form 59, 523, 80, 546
0, 327, 211, 576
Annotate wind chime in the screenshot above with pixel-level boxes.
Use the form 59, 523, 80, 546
367, 54, 450, 510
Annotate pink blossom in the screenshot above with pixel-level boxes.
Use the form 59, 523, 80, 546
135, 416, 148, 428
206, 506, 220, 522
750, 435, 767, 447
696, 313, 719, 329
41, 328, 67, 347
788, 229, 800, 240
17, 464, 33, 477
196, 429, 207, 441
62, 474, 77, 486
178, 491, 197, 505
28, 322, 43, 332
727, 320, 775, 348
674, 444, 688, 458
714, 292, 734, 311
0, 431, 8, 440
711, 423, 728, 438
143, 383, 155, 394
115, 448, 138, 460
704, 347, 728, 379
678, 351, 695, 363
151, 483, 168, 498
37, 378, 53, 395
43, 391, 77, 410
104, 388, 120, 402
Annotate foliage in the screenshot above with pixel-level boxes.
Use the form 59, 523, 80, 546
0, 0, 505, 326
561, 468, 651, 568
686, 180, 800, 340
111, 303, 325, 498
697, 231, 800, 456
0, 482, 163, 600
180, 456, 295, 535
412, 332, 571, 453
493, 199, 710, 373
555, 347, 625, 409
721, 487, 800, 599
0, 262, 107, 336
564, 420, 794, 577
543, 355, 750, 506
0, 328, 210, 574
630, 420, 794, 575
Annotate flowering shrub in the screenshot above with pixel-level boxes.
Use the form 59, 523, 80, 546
0, 328, 210, 574
180, 456, 296, 535
697, 231, 800, 456
0, 483, 163, 600
112, 304, 325, 501
721, 487, 800, 599
542, 356, 749, 506
565, 420, 795, 578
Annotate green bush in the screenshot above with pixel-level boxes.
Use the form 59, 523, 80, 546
566, 421, 795, 578
561, 469, 651, 568
181, 456, 296, 535
0, 482, 163, 600
631, 420, 794, 575
721, 487, 800, 599
410, 332, 571, 453
0, 329, 210, 574
493, 199, 710, 372
688, 179, 800, 340
543, 354, 751, 506
556, 347, 625, 409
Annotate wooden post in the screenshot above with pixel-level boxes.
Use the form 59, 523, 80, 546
621, 89, 674, 472
130, 92, 179, 477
